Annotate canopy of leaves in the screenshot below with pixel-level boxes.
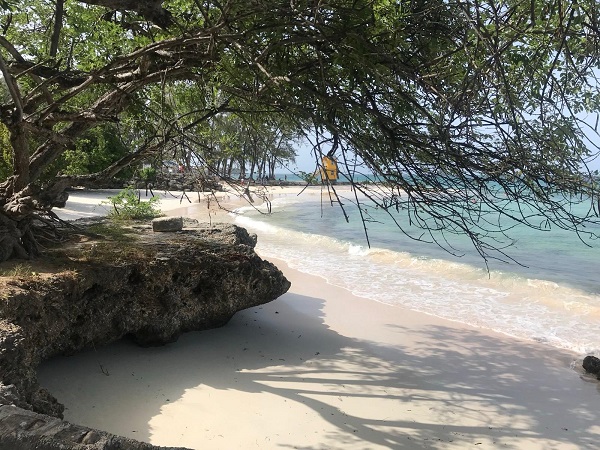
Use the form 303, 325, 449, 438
0, 0, 598, 262
55, 125, 130, 177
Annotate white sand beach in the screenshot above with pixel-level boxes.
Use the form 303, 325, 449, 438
38, 186, 600, 449
52, 188, 215, 221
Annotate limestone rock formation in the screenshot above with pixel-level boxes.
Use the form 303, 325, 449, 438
0, 404, 189, 450
152, 216, 183, 232
0, 221, 290, 449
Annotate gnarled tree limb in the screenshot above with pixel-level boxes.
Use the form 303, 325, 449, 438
79, 0, 173, 28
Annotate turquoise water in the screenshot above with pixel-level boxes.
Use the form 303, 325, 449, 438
233, 188, 600, 356
273, 171, 375, 183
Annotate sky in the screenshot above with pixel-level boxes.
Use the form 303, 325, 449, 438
287, 131, 600, 174
288, 142, 319, 173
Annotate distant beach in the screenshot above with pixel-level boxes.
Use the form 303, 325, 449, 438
38, 185, 600, 449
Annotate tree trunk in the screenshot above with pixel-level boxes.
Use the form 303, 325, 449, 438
239, 157, 246, 179
258, 156, 266, 182
0, 215, 29, 261
269, 157, 276, 179
9, 125, 30, 193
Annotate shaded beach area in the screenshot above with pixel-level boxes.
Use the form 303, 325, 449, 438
38, 186, 600, 449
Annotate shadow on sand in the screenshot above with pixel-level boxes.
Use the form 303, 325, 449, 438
38, 291, 599, 449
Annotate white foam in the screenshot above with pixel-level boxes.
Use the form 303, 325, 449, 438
234, 212, 600, 356
234, 214, 280, 234
347, 243, 370, 256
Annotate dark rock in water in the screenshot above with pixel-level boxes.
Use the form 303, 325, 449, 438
583, 355, 600, 379
0, 222, 290, 450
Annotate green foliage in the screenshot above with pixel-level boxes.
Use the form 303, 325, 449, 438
61, 148, 88, 176
1, 0, 600, 259
102, 188, 162, 221
0, 123, 12, 181
298, 171, 317, 184
138, 167, 157, 182
60, 125, 132, 178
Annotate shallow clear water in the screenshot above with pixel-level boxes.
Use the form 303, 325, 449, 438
233, 189, 600, 356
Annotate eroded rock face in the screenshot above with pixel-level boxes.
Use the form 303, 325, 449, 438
0, 404, 190, 450
0, 222, 290, 450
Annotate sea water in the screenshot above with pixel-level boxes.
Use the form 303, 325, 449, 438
233, 188, 600, 356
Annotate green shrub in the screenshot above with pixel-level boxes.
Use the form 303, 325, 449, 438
0, 123, 12, 182
298, 171, 318, 184
103, 188, 162, 220
139, 166, 157, 182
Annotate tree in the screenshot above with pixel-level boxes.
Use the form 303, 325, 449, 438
0, 0, 598, 263
58, 125, 131, 177
203, 113, 299, 180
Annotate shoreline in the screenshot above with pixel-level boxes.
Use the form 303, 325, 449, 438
39, 187, 600, 449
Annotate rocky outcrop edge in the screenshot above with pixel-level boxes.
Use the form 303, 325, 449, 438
0, 221, 290, 449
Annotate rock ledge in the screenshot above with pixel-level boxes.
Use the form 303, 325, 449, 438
0, 221, 290, 449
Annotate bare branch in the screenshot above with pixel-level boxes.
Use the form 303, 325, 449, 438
50, 0, 64, 58
79, 0, 173, 28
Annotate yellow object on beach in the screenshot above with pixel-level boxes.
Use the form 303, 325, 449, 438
320, 156, 338, 182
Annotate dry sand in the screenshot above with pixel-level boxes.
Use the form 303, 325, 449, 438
52, 188, 219, 221
38, 186, 600, 449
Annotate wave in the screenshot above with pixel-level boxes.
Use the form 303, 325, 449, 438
234, 212, 600, 356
